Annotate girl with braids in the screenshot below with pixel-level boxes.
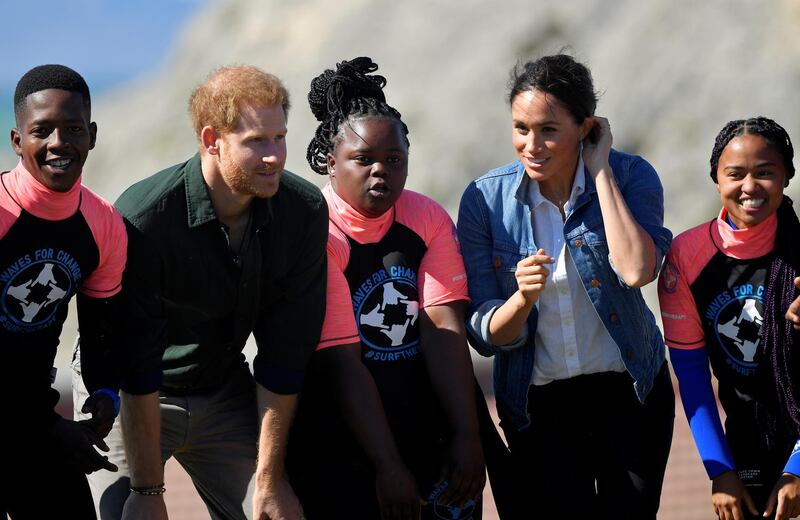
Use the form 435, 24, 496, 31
659, 117, 800, 520
457, 54, 675, 518
286, 57, 486, 520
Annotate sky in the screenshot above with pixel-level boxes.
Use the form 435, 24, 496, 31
1, 0, 209, 153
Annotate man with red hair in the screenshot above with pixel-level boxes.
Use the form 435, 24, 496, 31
75, 65, 328, 520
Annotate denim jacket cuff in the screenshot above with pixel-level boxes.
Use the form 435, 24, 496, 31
607, 254, 630, 289
468, 299, 528, 354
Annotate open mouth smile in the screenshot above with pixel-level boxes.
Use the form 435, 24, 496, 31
524, 156, 550, 168
739, 198, 765, 209
45, 157, 73, 171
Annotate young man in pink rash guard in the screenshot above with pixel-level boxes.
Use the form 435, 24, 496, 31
0, 64, 127, 519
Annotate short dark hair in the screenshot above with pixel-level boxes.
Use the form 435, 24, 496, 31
709, 117, 795, 182
306, 56, 409, 176
508, 54, 598, 124
14, 64, 91, 122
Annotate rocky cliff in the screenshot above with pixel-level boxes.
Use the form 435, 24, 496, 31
84, 0, 800, 234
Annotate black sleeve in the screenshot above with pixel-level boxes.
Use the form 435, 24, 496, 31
118, 219, 166, 394
76, 292, 122, 394
252, 198, 328, 394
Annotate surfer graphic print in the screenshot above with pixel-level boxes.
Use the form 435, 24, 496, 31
0, 163, 125, 354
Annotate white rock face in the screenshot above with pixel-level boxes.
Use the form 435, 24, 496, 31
85, 0, 800, 236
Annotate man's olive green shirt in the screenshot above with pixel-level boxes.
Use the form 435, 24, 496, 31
116, 154, 327, 394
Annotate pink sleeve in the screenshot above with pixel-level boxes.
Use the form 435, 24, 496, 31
79, 187, 127, 298
317, 226, 360, 350
397, 192, 469, 308
658, 227, 712, 350
0, 172, 23, 239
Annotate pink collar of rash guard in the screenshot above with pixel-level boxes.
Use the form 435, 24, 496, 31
6, 161, 82, 220
713, 207, 777, 260
323, 182, 395, 244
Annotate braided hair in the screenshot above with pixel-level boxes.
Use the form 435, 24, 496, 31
759, 196, 800, 449
709, 116, 795, 183
306, 57, 409, 175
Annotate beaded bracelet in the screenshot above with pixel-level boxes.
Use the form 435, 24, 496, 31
130, 484, 166, 496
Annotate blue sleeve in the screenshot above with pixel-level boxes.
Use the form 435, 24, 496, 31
784, 438, 800, 476
670, 346, 736, 478
456, 182, 505, 357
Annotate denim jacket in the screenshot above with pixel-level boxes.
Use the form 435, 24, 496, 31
457, 149, 672, 431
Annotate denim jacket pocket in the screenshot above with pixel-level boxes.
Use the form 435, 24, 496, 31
491, 245, 526, 298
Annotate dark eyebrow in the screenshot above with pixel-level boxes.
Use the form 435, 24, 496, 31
351, 146, 406, 153
724, 160, 778, 170
754, 160, 778, 168
512, 118, 560, 126
29, 116, 84, 125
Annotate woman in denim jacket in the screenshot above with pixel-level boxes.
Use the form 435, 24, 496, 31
456, 54, 675, 518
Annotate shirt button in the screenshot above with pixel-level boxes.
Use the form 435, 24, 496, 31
494, 256, 502, 268
627, 350, 634, 360
591, 279, 601, 288
574, 239, 583, 248
610, 313, 618, 323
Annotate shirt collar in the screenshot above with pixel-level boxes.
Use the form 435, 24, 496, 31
522, 156, 586, 214
183, 153, 272, 229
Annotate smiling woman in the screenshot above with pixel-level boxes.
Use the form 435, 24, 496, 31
457, 53, 675, 519
659, 117, 800, 520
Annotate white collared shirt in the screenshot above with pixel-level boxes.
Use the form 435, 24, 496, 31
528, 157, 625, 386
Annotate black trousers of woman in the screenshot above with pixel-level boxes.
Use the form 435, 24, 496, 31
500, 363, 675, 520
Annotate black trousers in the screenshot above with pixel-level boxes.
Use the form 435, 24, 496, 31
726, 408, 797, 520
500, 363, 675, 520
0, 441, 96, 519
474, 381, 518, 520
288, 383, 491, 520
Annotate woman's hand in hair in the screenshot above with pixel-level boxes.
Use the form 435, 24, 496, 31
764, 473, 800, 520
581, 116, 613, 179
784, 277, 800, 331
711, 470, 758, 520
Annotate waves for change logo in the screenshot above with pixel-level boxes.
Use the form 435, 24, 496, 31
707, 283, 764, 375
1, 251, 78, 332
352, 253, 420, 362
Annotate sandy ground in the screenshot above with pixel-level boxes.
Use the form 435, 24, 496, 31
160, 392, 712, 519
